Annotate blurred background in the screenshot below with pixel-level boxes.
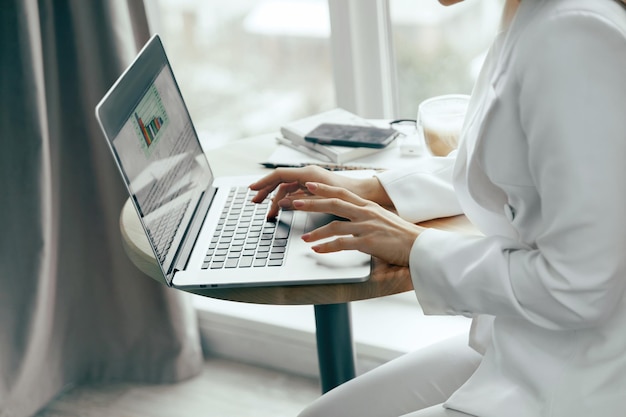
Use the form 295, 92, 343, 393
148, 0, 502, 146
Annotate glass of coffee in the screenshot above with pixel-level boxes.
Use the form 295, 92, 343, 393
418, 94, 470, 157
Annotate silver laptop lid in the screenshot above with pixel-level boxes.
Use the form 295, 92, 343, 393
96, 34, 213, 285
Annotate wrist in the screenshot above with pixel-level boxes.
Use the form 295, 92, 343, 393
358, 176, 394, 208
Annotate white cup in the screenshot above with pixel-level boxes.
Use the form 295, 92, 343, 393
418, 94, 470, 157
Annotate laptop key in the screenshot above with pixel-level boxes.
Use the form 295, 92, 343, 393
239, 256, 254, 267
273, 239, 288, 247
275, 223, 290, 239
269, 252, 284, 260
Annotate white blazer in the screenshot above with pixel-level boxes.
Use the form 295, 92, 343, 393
377, 0, 626, 416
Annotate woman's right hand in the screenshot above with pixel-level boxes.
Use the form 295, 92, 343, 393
249, 165, 393, 220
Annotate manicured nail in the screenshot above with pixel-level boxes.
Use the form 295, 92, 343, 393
305, 182, 318, 191
311, 245, 321, 252
301, 233, 310, 241
293, 200, 305, 208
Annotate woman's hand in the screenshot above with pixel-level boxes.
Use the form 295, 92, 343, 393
293, 182, 424, 266
249, 165, 393, 220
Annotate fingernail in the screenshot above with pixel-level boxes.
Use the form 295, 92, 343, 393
293, 200, 305, 208
311, 245, 320, 252
301, 233, 310, 241
278, 199, 291, 208
305, 182, 318, 191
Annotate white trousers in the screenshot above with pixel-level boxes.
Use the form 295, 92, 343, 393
299, 334, 482, 417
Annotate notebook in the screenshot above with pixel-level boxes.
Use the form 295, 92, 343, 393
95, 34, 371, 289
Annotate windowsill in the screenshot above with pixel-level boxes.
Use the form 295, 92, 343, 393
194, 292, 471, 378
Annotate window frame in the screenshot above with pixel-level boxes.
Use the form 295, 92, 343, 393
328, 0, 398, 119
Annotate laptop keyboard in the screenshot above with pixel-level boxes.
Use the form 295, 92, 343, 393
147, 198, 191, 264
202, 187, 293, 270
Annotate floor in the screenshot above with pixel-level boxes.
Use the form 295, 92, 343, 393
36, 358, 320, 417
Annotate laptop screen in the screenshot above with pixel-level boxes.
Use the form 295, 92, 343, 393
97, 36, 212, 277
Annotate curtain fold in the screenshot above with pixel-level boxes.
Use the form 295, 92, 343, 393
1, 1, 203, 416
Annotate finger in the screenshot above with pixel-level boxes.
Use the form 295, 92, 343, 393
253, 181, 300, 219
266, 182, 301, 219
272, 189, 311, 214
250, 185, 274, 204
274, 182, 304, 203
293, 197, 363, 221
251, 177, 306, 205
249, 166, 326, 196
311, 236, 361, 254
249, 170, 291, 192
301, 220, 355, 243
249, 170, 300, 203
305, 182, 369, 207
251, 183, 282, 204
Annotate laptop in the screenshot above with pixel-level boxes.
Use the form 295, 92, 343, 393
96, 34, 371, 289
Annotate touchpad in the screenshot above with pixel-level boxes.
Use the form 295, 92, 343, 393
302, 213, 370, 268
304, 212, 346, 233
305, 248, 370, 268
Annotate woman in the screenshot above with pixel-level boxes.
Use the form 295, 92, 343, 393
250, 0, 626, 416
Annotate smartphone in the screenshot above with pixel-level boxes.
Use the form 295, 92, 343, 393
304, 123, 399, 149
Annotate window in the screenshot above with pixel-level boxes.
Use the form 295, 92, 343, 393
148, 0, 335, 147
390, 0, 502, 118
324, 0, 502, 119
148, 0, 502, 140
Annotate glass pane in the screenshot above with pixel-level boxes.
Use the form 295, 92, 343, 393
390, 0, 503, 119
148, 0, 335, 147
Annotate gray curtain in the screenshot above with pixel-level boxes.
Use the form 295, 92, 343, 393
0, 1, 203, 416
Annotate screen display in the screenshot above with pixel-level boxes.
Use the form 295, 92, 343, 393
111, 66, 211, 271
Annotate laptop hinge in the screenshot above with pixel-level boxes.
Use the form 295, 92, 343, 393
169, 186, 216, 278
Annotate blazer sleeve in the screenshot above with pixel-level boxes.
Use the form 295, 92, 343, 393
375, 155, 462, 223
410, 11, 626, 330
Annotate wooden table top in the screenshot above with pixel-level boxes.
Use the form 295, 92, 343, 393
119, 134, 479, 305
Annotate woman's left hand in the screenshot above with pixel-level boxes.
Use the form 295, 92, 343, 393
291, 182, 425, 266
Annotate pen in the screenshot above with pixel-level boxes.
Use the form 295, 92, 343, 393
259, 162, 384, 171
